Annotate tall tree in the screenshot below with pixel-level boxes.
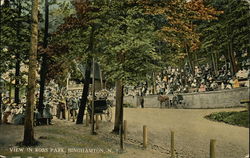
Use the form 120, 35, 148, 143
23, 0, 39, 146
96, 0, 160, 133
14, 0, 22, 104
71, 0, 95, 124
38, 0, 49, 116
76, 27, 95, 124
198, 0, 250, 74
54, 0, 103, 124
49, 0, 159, 128
139, 0, 222, 72
1, 0, 31, 103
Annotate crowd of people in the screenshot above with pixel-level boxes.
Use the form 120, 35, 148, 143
154, 63, 249, 95
1, 80, 83, 125
1, 80, 114, 125
1, 61, 249, 124
124, 62, 249, 96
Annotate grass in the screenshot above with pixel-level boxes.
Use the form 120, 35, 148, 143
205, 110, 249, 128
0, 151, 116, 158
123, 103, 135, 108
0, 120, 119, 158
0, 133, 118, 158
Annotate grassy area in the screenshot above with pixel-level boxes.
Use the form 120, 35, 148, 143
0, 120, 119, 158
205, 110, 249, 128
0, 151, 116, 158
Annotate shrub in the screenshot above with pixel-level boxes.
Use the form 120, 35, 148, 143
205, 111, 249, 128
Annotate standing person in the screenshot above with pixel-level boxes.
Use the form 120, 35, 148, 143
57, 101, 66, 119
60, 101, 66, 120
43, 102, 52, 124
139, 94, 144, 108
3, 105, 11, 124
71, 96, 78, 121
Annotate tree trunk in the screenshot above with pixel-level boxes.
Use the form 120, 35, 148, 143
76, 58, 91, 124
23, 0, 39, 146
14, 55, 20, 104
227, 3, 237, 75
113, 80, 124, 133
38, 0, 49, 115
9, 79, 11, 103
229, 40, 237, 74
211, 52, 217, 75
152, 72, 156, 95
0, 90, 2, 124
91, 57, 96, 135
76, 26, 95, 124
99, 67, 103, 89
185, 43, 194, 74
214, 51, 218, 75
14, 0, 22, 104
38, 54, 47, 114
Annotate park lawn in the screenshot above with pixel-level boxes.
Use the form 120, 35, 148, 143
205, 110, 249, 128
0, 120, 120, 158
0, 151, 116, 158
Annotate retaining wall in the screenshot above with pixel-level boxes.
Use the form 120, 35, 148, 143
123, 87, 249, 109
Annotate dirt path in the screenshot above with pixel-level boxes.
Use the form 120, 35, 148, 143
0, 107, 248, 158
120, 107, 249, 158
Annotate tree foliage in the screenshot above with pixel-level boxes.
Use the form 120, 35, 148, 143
0, 1, 31, 74
198, 0, 250, 68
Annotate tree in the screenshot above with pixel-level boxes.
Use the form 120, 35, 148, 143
48, 0, 160, 128
1, 0, 32, 103
49, 0, 108, 125
95, 0, 160, 133
48, 0, 97, 124
76, 27, 95, 124
23, 0, 39, 146
139, 0, 222, 72
14, 0, 22, 104
0, 1, 16, 75
198, 0, 250, 74
38, 0, 49, 117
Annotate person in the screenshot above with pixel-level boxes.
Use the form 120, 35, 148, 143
71, 97, 79, 121
221, 82, 225, 90
43, 102, 53, 125
57, 101, 66, 119
226, 84, 232, 89
34, 108, 42, 126
183, 85, 189, 93
139, 94, 144, 108
199, 83, 206, 92
3, 105, 11, 124
210, 81, 218, 91
12, 104, 25, 125
233, 77, 240, 88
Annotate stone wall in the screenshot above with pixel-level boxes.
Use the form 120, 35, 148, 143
123, 87, 249, 109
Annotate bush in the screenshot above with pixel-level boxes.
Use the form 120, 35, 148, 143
123, 103, 135, 108
205, 110, 249, 128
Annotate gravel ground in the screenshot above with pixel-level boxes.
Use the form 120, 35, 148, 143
0, 107, 248, 158
119, 107, 249, 158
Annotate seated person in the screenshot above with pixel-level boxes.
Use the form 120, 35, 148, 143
233, 77, 240, 88
225, 83, 232, 89
199, 83, 206, 92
